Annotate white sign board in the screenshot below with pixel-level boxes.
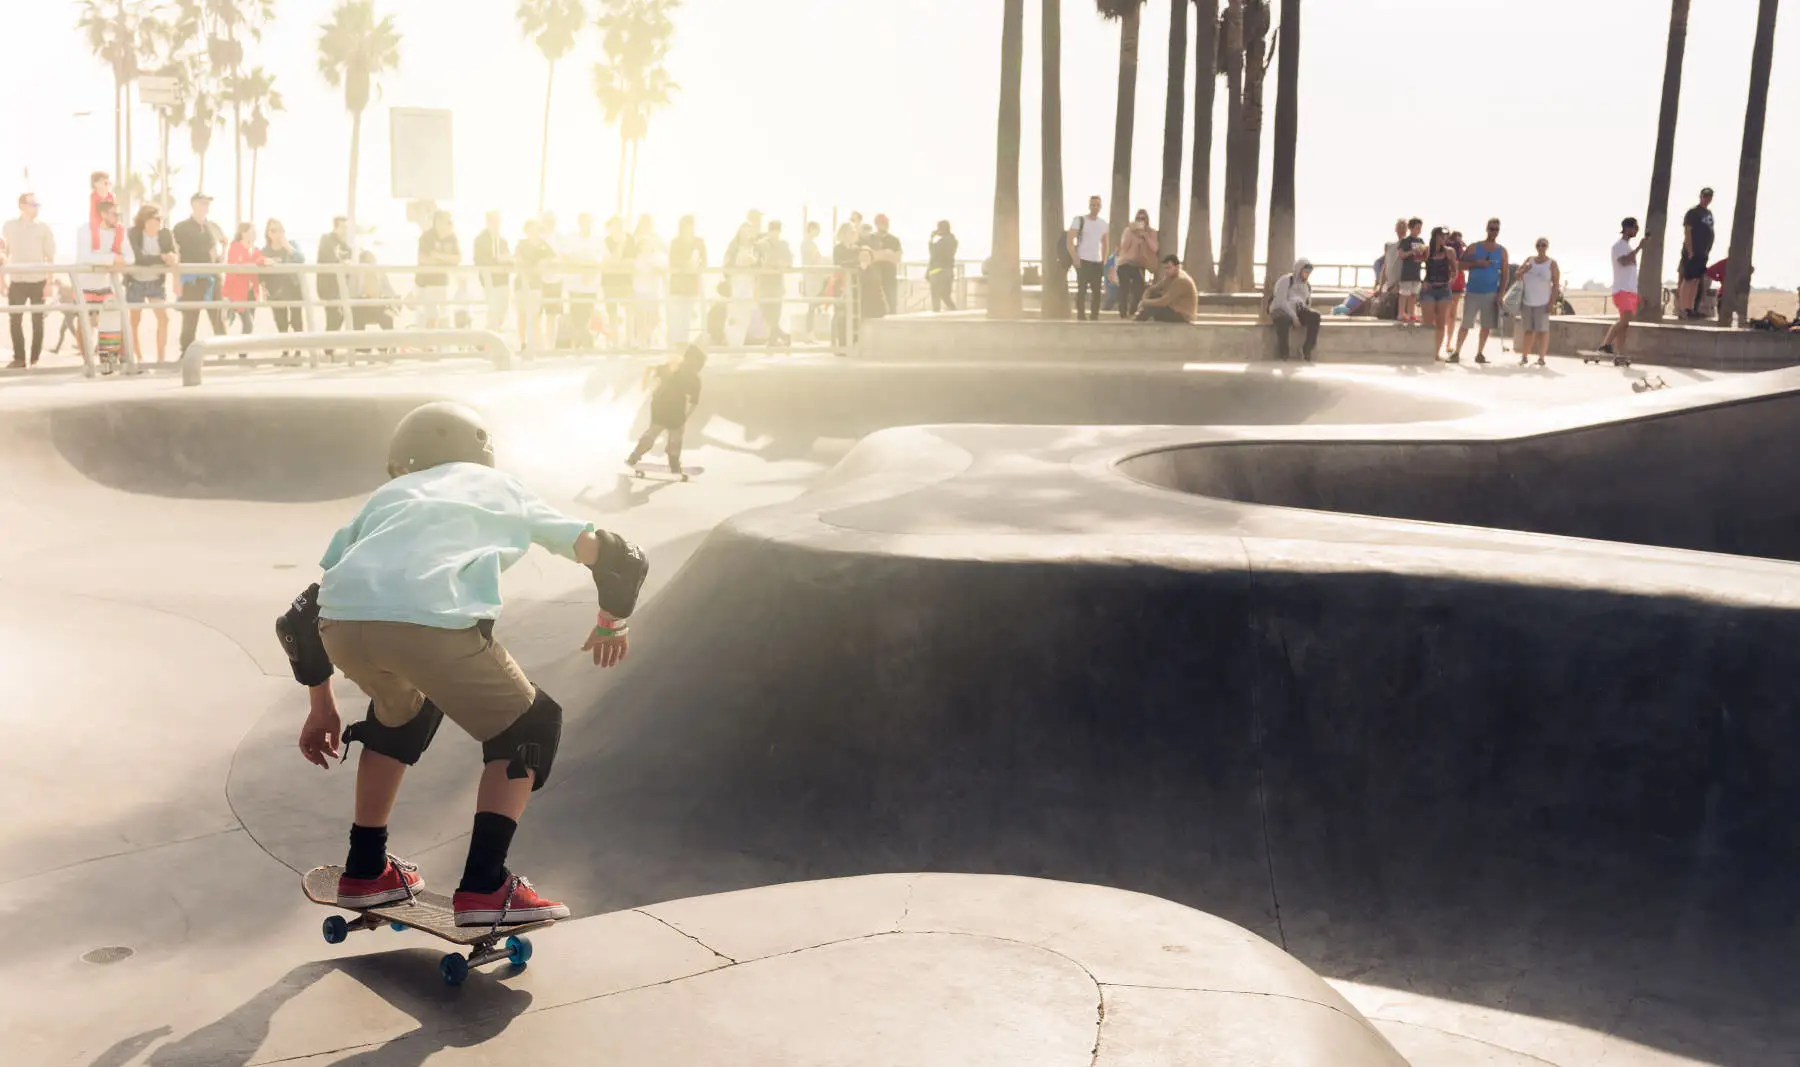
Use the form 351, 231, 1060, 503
138, 75, 179, 108
389, 107, 454, 203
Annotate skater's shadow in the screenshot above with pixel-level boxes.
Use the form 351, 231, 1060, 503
143, 951, 532, 1067
575, 473, 679, 513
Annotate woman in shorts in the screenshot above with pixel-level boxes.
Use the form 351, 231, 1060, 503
1445, 230, 1467, 356
1419, 227, 1457, 356
125, 204, 177, 361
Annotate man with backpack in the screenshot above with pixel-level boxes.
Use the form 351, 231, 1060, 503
1066, 195, 1110, 322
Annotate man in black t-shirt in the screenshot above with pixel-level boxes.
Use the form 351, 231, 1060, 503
1678, 186, 1715, 318
1396, 217, 1425, 324
316, 216, 353, 332
416, 211, 460, 328
172, 193, 227, 350
865, 214, 902, 315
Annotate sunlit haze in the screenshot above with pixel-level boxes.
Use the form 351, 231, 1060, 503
5, 0, 1796, 287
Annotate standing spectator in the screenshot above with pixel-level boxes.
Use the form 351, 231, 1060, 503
800, 220, 826, 341
927, 220, 959, 313
1420, 227, 1457, 356
562, 213, 605, 348
856, 246, 889, 322
513, 217, 556, 351
351, 250, 398, 332
75, 197, 127, 370
723, 220, 760, 347
1067, 195, 1110, 321
1677, 186, 1715, 319
1451, 218, 1508, 364
1444, 229, 1467, 355
316, 216, 352, 332
473, 211, 511, 337
261, 219, 306, 357
125, 203, 177, 362
87, 172, 125, 260
724, 208, 765, 266
668, 215, 706, 349
1396, 217, 1425, 324
597, 215, 633, 348
632, 215, 667, 348
1377, 218, 1406, 304
831, 222, 861, 351
1515, 237, 1559, 367
173, 193, 227, 352
538, 211, 565, 345
1268, 258, 1319, 360
1115, 208, 1157, 320
223, 222, 265, 336
1595, 217, 1641, 362
757, 220, 793, 346
416, 210, 460, 329
1136, 254, 1198, 325
5, 192, 55, 367
865, 214, 903, 315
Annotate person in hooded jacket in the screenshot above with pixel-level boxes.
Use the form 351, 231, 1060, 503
1269, 258, 1320, 362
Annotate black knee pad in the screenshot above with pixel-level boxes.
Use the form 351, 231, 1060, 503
481, 688, 562, 791
342, 700, 444, 766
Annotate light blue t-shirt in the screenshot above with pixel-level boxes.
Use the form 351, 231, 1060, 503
318, 462, 591, 629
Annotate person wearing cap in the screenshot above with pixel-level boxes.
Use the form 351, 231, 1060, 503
1596, 217, 1642, 362
865, 214, 903, 315
74, 197, 128, 371
173, 193, 227, 352
1678, 187, 1715, 319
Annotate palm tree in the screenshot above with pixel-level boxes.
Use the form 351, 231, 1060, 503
1636, 0, 1690, 322
1227, 0, 1270, 291
317, 0, 401, 250
518, 0, 587, 216
185, 0, 274, 228
77, 0, 141, 215
592, 0, 680, 218
989, 0, 1026, 320
188, 84, 222, 195
1098, 1, 1146, 250
1156, 0, 1188, 256
1263, 0, 1299, 300
1041, 0, 1070, 319
1719, 0, 1779, 326
1184, 0, 1219, 287
1215, 0, 1244, 290
231, 67, 283, 222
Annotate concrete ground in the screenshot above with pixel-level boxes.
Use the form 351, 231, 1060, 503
0, 352, 1769, 1066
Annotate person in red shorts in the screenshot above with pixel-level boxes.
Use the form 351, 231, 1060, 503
1597, 217, 1641, 361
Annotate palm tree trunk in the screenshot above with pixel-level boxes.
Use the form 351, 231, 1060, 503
198, 148, 208, 198
124, 81, 134, 219
250, 147, 259, 225
1217, 0, 1244, 291
233, 67, 244, 228
1719, 0, 1778, 326
1041, 0, 1069, 319
538, 60, 556, 217
115, 76, 124, 209
1156, 0, 1188, 256
1185, 0, 1220, 289
1264, 0, 1300, 305
989, 0, 1026, 319
1232, 3, 1269, 292
617, 130, 629, 217
1637, 0, 1690, 322
1107, 5, 1141, 251
628, 139, 639, 219
160, 112, 172, 216
348, 107, 363, 252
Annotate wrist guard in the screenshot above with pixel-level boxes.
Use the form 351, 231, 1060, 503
589, 530, 648, 619
276, 583, 334, 687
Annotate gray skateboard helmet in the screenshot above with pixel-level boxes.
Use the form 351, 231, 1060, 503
387, 401, 496, 477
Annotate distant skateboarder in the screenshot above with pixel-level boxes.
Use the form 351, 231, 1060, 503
626, 344, 707, 477
278, 401, 647, 926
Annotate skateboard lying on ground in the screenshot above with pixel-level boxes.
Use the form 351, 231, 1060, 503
631, 462, 705, 482
302, 865, 557, 986
1579, 349, 1633, 367
1633, 375, 1669, 393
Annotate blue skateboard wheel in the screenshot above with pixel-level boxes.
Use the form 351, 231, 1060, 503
440, 952, 470, 986
322, 915, 349, 945
506, 934, 533, 966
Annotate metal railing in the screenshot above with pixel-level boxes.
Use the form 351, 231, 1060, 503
181, 328, 513, 386
0, 261, 861, 378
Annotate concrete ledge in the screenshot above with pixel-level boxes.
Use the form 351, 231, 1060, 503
862, 315, 1438, 363
1552, 316, 1800, 370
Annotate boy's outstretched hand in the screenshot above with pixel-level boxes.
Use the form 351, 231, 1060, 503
298, 684, 342, 768
584, 625, 630, 668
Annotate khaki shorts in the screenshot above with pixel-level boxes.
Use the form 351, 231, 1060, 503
318, 619, 534, 742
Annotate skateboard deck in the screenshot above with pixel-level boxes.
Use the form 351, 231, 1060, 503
303, 865, 556, 985
1579, 349, 1633, 366
632, 462, 704, 481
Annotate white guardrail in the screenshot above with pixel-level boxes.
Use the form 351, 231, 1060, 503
180, 329, 514, 386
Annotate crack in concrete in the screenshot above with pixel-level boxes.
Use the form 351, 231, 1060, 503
0, 825, 244, 888
633, 907, 739, 964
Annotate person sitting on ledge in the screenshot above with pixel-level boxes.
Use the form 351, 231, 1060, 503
1269, 258, 1320, 362
1135, 254, 1197, 324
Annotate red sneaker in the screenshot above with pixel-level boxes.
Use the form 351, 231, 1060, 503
453, 873, 570, 927
337, 857, 424, 908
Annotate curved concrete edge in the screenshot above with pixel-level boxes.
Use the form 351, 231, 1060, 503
191, 875, 1404, 1066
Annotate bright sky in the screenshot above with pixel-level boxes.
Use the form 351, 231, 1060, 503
3, 0, 1795, 289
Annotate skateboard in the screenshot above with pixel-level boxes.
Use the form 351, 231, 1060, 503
631, 462, 704, 482
1632, 375, 1669, 393
302, 865, 557, 986
1579, 349, 1632, 367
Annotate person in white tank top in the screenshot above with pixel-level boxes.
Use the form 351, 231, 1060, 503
1516, 237, 1560, 366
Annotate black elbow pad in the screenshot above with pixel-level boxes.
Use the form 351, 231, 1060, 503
276, 583, 335, 687
589, 531, 648, 618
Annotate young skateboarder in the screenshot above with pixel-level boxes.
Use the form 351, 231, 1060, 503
626, 344, 707, 476
278, 401, 647, 926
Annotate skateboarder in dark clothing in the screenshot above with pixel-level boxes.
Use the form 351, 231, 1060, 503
627, 345, 706, 476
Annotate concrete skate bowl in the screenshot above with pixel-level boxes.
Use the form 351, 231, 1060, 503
503, 396, 1800, 1063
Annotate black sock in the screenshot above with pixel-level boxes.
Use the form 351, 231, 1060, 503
459, 812, 518, 894
345, 824, 389, 880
